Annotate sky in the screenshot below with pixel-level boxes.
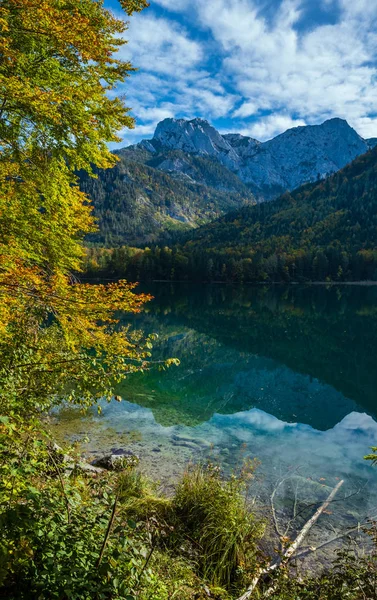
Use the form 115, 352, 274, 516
104, 0, 377, 147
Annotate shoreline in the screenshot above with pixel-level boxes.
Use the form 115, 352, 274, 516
81, 276, 377, 286
150, 279, 377, 286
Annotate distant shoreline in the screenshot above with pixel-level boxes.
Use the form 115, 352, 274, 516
305, 280, 377, 286
80, 276, 377, 286
150, 279, 377, 286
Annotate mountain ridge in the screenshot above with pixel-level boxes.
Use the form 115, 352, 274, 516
80, 149, 254, 246
128, 116, 376, 200
80, 116, 377, 246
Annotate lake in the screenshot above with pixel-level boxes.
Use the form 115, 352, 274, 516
54, 283, 377, 549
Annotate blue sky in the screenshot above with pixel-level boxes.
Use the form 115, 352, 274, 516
104, 0, 377, 147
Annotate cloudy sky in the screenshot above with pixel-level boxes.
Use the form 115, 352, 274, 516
105, 0, 377, 146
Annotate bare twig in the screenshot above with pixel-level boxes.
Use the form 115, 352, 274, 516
294, 516, 377, 561
270, 480, 285, 540
47, 447, 71, 524
269, 469, 302, 546
96, 493, 119, 568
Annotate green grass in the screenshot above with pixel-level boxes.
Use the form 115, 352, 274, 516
172, 463, 264, 588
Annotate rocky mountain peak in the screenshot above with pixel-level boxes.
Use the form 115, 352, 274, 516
252, 118, 370, 195
130, 116, 374, 200
152, 118, 240, 169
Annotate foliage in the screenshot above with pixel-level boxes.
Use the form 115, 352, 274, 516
0, 418, 256, 599
264, 528, 377, 599
0, 416, 155, 599
365, 447, 377, 465
0, 0, 140, 277
116, 461, 263, 592
1, 2, 377, 599
0, 0, 169, 419
2, 414, 377, 600
0, 278, 158, 417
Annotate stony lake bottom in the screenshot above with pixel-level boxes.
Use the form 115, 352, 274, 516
53, 283, 377, 562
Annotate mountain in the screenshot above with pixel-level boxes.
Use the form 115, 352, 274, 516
80, 148, 254, 246
91, 146, 377, 282
152, 117, 240, 171
134, 116, 375, 200
80, 116, 375, 245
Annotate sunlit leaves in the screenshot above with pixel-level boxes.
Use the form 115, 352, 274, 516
0, 0, 156, 417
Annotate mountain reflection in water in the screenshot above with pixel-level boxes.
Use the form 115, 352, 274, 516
119, 283, 377, 429
55, 284, 377, 523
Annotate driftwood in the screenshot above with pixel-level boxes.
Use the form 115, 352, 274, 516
237, 479, 345, 600
293, 513, 377, 561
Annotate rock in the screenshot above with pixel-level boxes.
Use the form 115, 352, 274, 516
238, 118, 369, 197
171, 440, 198, 450
110, 447, 135, 456
91, 452, 139, 471
75, 461, 103, 474
172, 434, 202, 445
50, 442, 104, 474
153, 117, 240, 171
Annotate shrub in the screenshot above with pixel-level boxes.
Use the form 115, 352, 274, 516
0, 417, 156, 600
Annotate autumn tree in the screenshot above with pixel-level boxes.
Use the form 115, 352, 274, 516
0, 0, 164, 417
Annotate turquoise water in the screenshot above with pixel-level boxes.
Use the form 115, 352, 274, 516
55, 284, 377, 540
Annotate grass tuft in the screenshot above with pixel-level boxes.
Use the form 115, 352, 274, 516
172, 463, 264, 588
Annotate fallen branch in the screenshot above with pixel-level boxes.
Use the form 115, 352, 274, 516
270, 478, 286, 540
237, 479, 345, 600
270, 468, 303, 544
294, 514, 377, 561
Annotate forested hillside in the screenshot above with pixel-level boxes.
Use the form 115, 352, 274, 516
86, 147, 377, 282
80, 148, 254, 246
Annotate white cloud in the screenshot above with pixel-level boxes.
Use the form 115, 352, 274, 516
192, 0, 377, 138
351, 117, 377, 139
119, 122, 156, 139
233, 101, 258, 118
242, 115, 306, 140
340, 0, 377, 19
118, 13, 203, 76
151, 0, 190, 11
112, 0, 377, 144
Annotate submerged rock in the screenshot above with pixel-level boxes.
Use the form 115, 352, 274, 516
110, 447, 135, 455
